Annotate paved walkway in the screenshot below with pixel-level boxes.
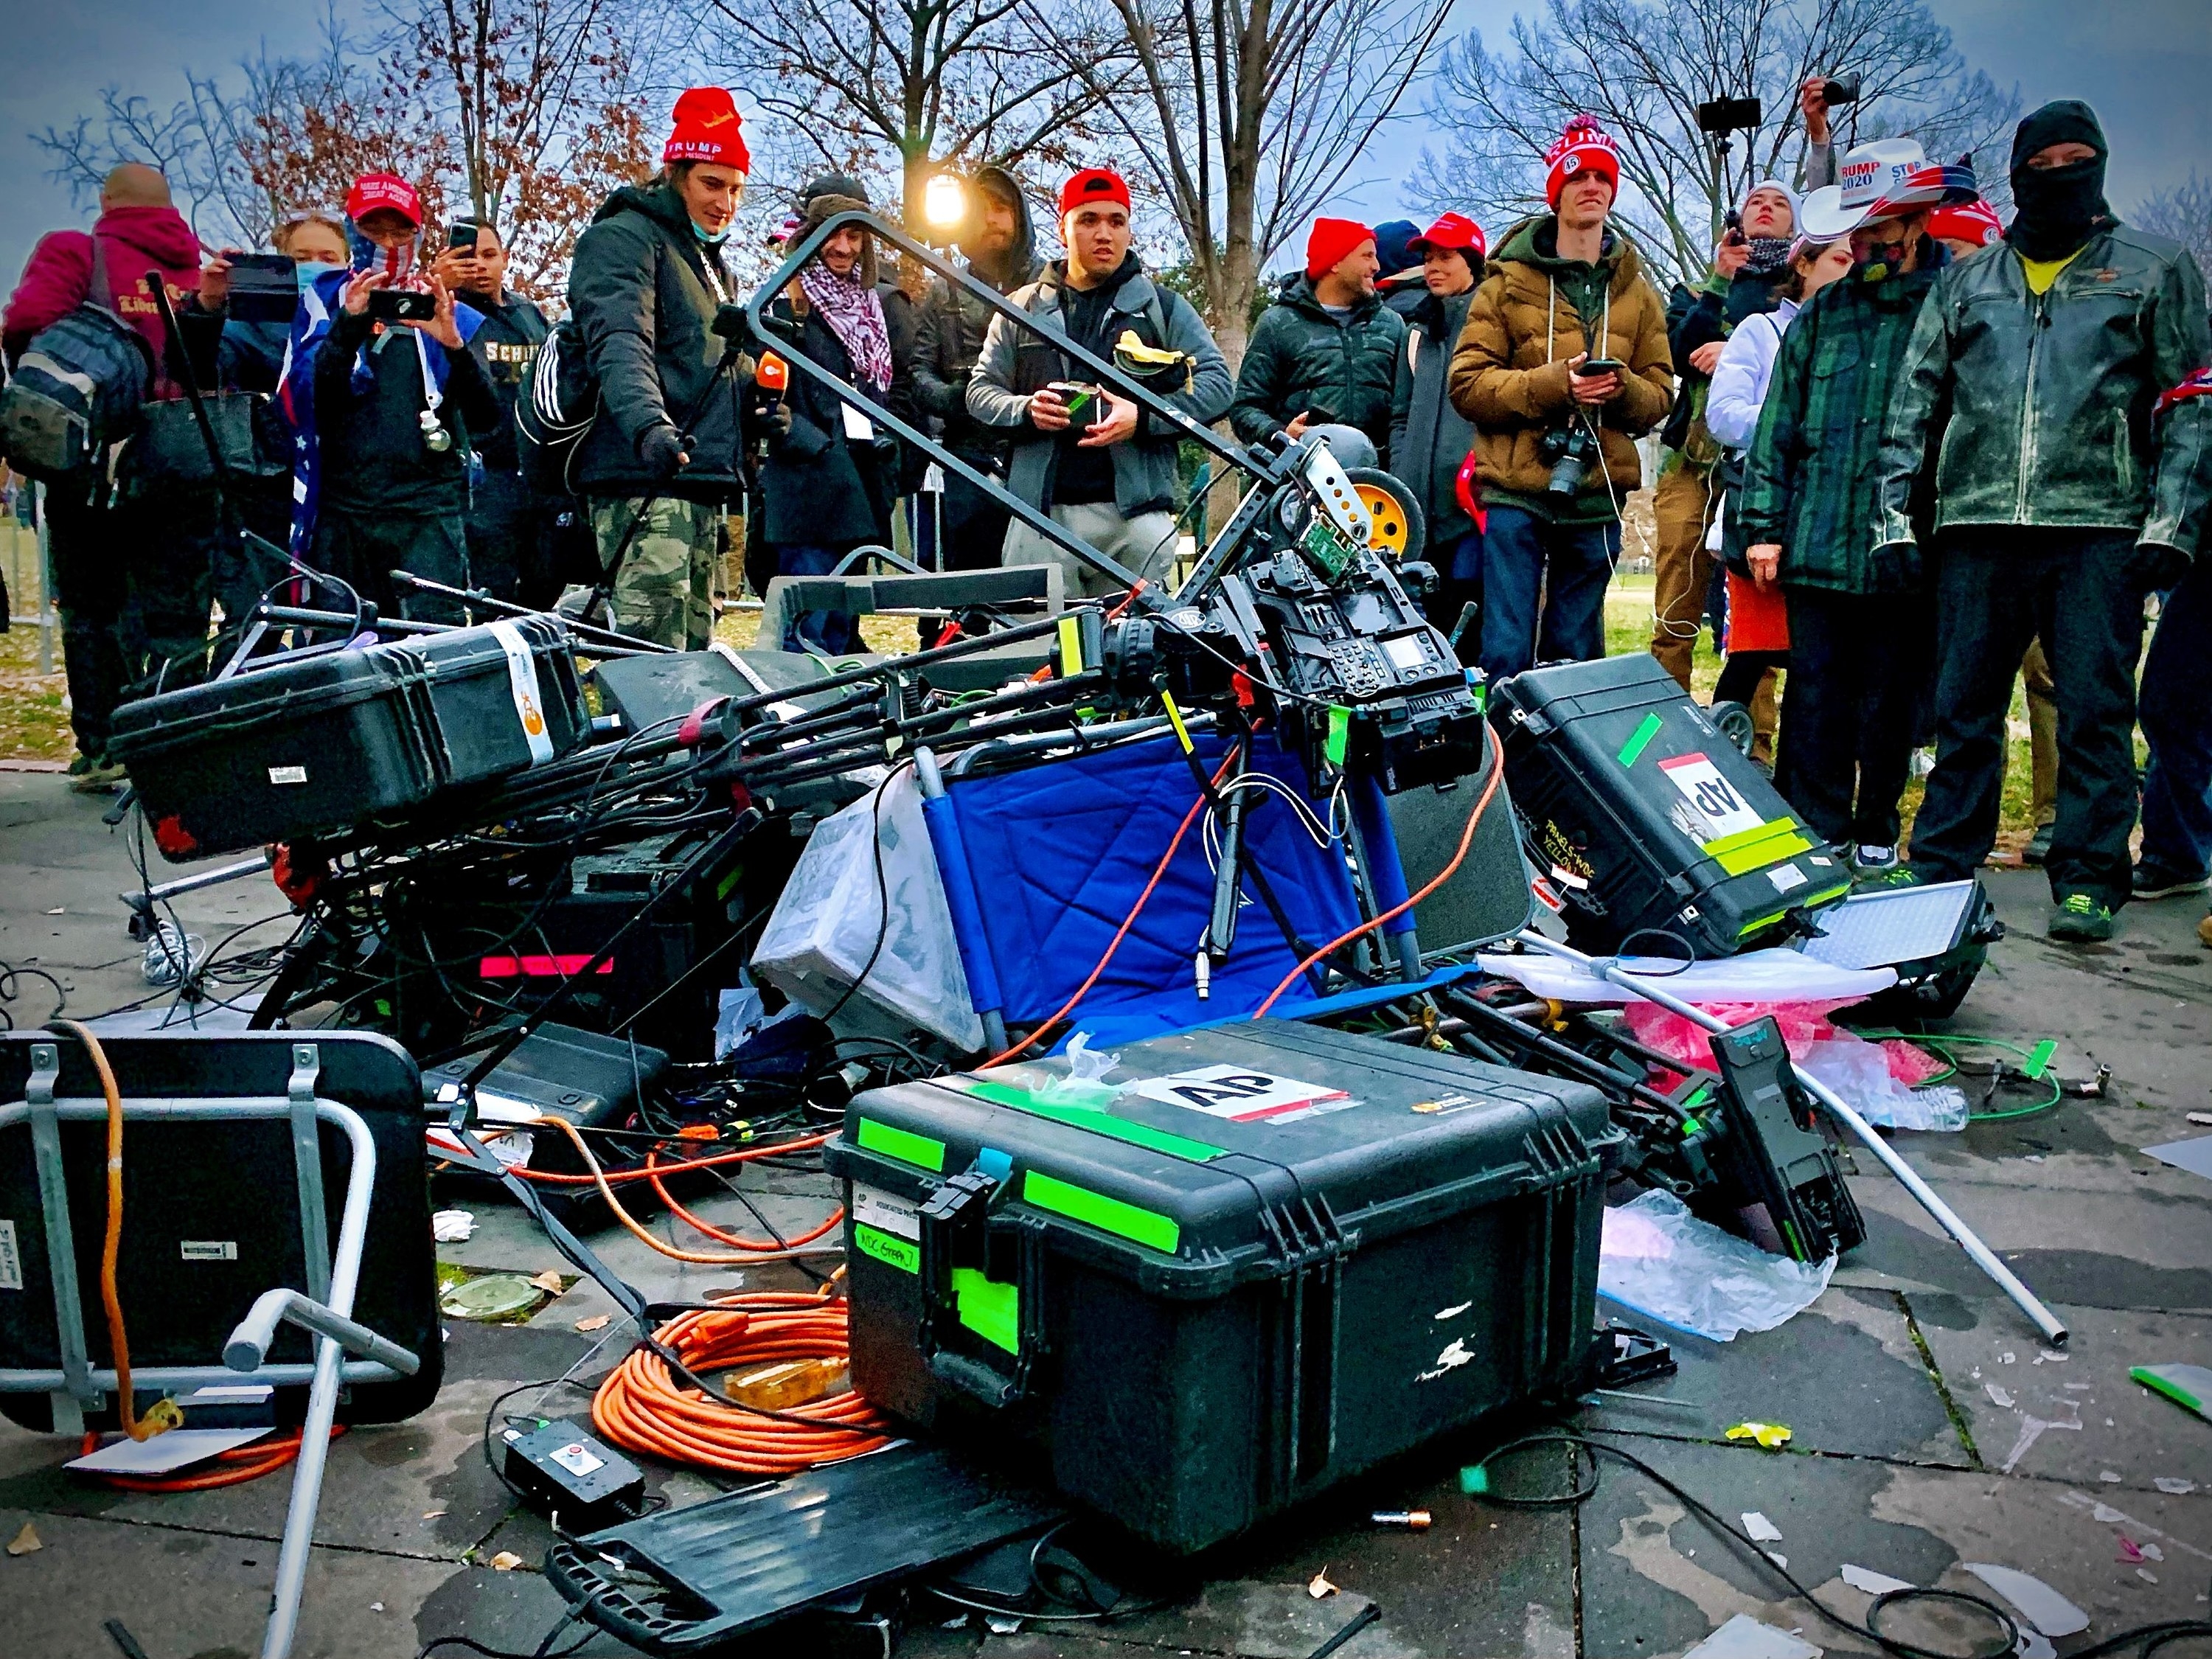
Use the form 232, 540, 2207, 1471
0, 772, 2207, 1657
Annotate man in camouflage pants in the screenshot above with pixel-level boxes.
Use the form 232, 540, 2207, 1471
589, 498, 719, 650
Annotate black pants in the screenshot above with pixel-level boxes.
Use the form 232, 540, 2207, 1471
1910, 529, 2144, 908
916, 457, 1014, 574
465, 470, 560, 607
310, 509, 472, 624
1715, 648, 1787, 708
1778, 585, 1932, 850
45, 486, 218, 757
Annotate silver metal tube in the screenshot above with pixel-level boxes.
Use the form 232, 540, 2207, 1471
0, 1362, 403, 1393
224, 1289, 419, 1377
262, 1332, 342, 1659
122, 849, 272, 909
1512, 931, 2069, 1348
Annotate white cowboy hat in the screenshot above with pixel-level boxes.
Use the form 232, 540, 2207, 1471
1798, 138, 1950, 240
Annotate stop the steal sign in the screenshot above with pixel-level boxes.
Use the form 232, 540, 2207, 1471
1131, 1065, 1350, 1121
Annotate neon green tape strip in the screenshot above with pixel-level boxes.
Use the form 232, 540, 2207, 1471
2131, 1366, 2207, 1416
1057, 615, 1084, 676
715, 864, 744, 901
1704, 816, 1804, 857
2022, 1040, 2058, 1079
1325, 704, 1351, 766
856, 1117, 945, 1172
952, 1267, 1020, 1354
1023, 1170, 1180, 1253
1710, 832, 1814, 876
1617, 712, 1663, 766
1161, 690, 1194, 753
854, 1222, 919, 1273
961, 1079, 1226, 1161
1735, 883, 1851, 937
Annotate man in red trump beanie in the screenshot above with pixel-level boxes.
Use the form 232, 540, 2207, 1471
1229, 214, 1405, 462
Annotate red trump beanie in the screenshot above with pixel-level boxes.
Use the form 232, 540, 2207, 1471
1545, 116, 1620, 209
664, 88, 751, 173
1304, 217, 1374, 279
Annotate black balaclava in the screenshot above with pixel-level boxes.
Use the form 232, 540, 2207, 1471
2007, 100, 2113, 261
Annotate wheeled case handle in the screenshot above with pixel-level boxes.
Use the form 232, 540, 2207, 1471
915, 1168, 1048, 1408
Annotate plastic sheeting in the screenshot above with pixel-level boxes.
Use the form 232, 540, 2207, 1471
753, 770, 987, 1051
1475, 947, 1896, 1006
1599, 1189, 1835, 1341
1620, 1004, 1967, 1131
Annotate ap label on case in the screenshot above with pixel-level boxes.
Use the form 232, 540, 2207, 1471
1133, 1065, 1350, 1123
1658, 753, 1763, 840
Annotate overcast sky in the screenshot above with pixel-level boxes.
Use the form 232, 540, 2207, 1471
2, 0, 2206, 291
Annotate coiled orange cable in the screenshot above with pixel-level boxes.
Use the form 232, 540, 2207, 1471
591, 1291, 890, 1475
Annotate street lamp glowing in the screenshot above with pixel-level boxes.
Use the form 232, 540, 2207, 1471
923, 172, 968, 229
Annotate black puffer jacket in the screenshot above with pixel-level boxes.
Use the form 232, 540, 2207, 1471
567, 181, 747, 502
1229, 276, 1406, 461
1388, 285, 1478, 546
911, 166, 1039, 459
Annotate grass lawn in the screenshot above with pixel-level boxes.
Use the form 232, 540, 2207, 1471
0, 518, 2048, 845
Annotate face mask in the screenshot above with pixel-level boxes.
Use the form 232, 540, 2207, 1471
691, 219, 727, 248
295, 261, 342, 293
2008, 156, 2110, 260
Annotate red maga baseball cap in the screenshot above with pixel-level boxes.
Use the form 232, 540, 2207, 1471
345, 173, 422, 228
1409, 212, 1486, 261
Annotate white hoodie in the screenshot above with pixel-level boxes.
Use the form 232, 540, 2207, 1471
1705, 296, 1800, 452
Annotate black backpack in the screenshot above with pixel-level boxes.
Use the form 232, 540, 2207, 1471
0, 239, 155, 484
514, 314, 598, 495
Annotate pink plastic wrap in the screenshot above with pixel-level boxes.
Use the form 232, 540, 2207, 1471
1621, 1001, 1945, 1086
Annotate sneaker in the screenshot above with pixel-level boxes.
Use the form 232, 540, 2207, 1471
2048, 892, 2115, 942
2132, 860, 2211, 901
2022, 822, 2053, 866
66, 751, 99, 776
67, 759, 126, 795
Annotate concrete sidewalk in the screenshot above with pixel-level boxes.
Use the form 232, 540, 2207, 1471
1, 771, 2208, 1658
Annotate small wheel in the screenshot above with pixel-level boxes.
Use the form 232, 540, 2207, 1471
1343, 467, 1426, 566
1709, 700, 1756, 757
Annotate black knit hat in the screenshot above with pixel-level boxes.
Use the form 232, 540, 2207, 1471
2011, 101, 2106, 173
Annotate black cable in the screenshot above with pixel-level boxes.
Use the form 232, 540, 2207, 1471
1465, 1433, 2211, 1659
0, 961, 69, 1029
815, 760, 913, 1026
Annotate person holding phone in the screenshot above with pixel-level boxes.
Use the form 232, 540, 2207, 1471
1448, 115, 1674, 681
289, 172, 497, 622
968, 167, 1232, 598
435, 218, 559, 605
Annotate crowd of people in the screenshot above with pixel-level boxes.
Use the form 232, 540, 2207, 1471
3, 77, 2208, 946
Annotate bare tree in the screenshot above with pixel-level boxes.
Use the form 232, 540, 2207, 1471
700, 0, 1127, 222
1411, 0, 2018, 293
36, 74, 271, 249
2135, 173, 2212, 275
1039, 0, 1452, 366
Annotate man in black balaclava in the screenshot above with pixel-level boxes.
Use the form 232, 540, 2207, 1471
1874, 100, 2212, 943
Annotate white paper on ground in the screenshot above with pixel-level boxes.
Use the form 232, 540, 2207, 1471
1680, 1613, 1822, 1659
68, 1427, 271, 1475
1839, 1564, 1913, 1596
432, 1209, 476, 1242
2142, 1136, 2212, 1183
1475, 947, 1895, 1007
1961, 1564, 2090, 1637
1741, 1511, 1783, 1542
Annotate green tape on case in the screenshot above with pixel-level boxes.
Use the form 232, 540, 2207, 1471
854, 1222, 919, 1273
1617, 712, 1663, 766
856, 1118, 946, 1172
952, 1267, 1020, 1353
1325, 704, 1351, 766
1023, 1170, 1180, 1253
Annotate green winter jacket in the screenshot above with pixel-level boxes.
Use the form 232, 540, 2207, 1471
1228, 276, 1406, 462
1874, 225, 2212, 555
1735, 249, 1949, 594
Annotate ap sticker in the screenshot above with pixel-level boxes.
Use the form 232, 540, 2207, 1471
1133, 1065, 1349, 1122
1658, 753, 1763, 839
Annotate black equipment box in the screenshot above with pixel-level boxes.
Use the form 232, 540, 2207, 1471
826, 1022, 1618, 1554
1489, 655, 1851, 959
1700, 1016, 1866, 1260
422, 1022, 669, 1141
0, 1032, 441, 1433
109, 616, 588, 860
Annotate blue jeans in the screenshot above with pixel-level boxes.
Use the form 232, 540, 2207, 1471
2139, 556, 2212, 877
773, 543, 862, 655
1477, 504, 1619, 681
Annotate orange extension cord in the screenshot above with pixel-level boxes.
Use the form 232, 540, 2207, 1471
1250, 736, 1504, 1018
592, 1290, 891, 1475
77, 1425, 342, 1492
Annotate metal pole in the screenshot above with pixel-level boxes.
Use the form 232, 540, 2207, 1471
36, 482, 55, 675
1511, 931, 2069, 1347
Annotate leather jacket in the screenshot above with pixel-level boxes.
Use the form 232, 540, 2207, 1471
1875, 226, 2212, 553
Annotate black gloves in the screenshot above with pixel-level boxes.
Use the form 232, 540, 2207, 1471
639, 425, 688, 479
2125, 540, 2192, 594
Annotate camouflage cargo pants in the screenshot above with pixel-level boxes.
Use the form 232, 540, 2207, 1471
588, 497, 720, 650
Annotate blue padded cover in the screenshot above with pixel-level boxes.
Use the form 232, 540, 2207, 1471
928, 731, 1363, 1041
